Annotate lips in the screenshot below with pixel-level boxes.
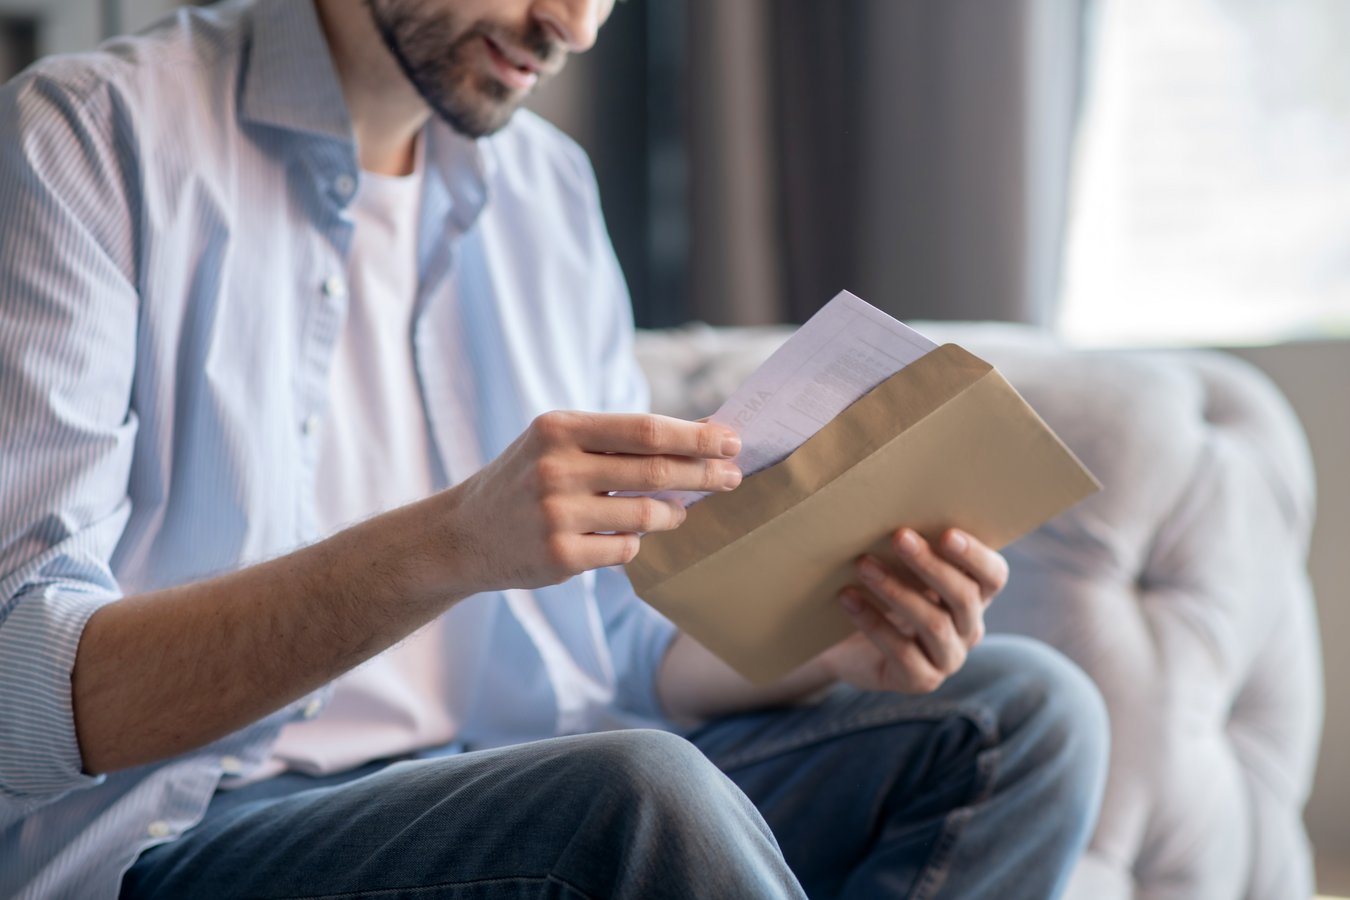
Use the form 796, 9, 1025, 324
482, 35, 542, 92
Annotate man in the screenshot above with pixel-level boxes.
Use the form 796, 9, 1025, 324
0, 0, 1109, 897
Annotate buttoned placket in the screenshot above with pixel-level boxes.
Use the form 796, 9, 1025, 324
293, 161, 357, 545
278, 158, 359, 729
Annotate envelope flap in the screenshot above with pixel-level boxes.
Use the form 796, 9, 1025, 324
627, 343, 991, 593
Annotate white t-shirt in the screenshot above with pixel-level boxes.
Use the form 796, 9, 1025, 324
262, 139, 456, 778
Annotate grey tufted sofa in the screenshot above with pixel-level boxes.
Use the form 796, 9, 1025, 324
634, 321, 1323, 900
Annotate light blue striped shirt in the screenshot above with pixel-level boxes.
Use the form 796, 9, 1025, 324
0, 1, 677, 896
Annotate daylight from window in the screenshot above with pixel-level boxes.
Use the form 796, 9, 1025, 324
1059, 0, 1350, 346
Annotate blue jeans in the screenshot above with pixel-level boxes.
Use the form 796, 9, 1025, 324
121, 636, 1108, 899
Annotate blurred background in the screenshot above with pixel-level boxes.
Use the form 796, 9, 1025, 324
537, 0, 1350, 345
2, 0, 1346, 893
6, 0, 1347, 337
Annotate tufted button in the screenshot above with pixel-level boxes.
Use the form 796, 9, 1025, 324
219, 755, 244, 776
332, 173, 356, 199
300, 413, 320, 437
303, 697, 323, 719
147, 820, 172, 839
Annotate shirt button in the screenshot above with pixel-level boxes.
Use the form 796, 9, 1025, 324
333, 173, 356, 198
219, 755, 244, 776
303, 698, 323, 719
322, 275, 347, 300
301, 414, 320, 436
147, 820, 172, 839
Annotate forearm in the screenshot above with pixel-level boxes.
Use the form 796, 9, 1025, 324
71, 492, 468, 774
656, 631, 837, 724
68, 412, 743, 774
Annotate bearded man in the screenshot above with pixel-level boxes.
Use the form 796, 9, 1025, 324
0, 2, 1108, 897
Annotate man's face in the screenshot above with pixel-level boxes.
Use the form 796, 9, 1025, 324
366, 0, 613, 138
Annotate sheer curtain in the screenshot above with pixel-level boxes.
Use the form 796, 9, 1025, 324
1060, 0, 1350, 346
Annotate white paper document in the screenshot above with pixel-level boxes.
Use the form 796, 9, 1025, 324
661, 291, 938, 507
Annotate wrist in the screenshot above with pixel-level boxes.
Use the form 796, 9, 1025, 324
783, 653, 839, 698
347, 488, 479, 610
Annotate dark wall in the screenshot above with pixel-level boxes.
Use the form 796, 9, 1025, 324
0, 16, 37, 81
530, 0, 690, 329
535, 0, 1089, 329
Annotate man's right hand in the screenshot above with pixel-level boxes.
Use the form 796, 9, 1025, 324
434, 412, 742, 592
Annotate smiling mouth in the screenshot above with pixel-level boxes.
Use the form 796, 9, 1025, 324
482, 35, 543, 92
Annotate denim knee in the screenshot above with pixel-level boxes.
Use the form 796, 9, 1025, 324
569, 729, 738, 818
971, 635, 1111, 817
553, 730, 801, 897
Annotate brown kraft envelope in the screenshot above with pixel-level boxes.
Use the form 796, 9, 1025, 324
625, 343, 1102, 684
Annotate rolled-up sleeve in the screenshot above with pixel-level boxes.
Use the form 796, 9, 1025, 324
594, 565, 678, 722
0, 71, 140, 803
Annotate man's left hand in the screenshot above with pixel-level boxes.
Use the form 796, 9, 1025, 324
819, 527, 1008, 695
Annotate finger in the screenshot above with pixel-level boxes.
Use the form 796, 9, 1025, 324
544, 411, 741, 459
573, 496, 686, 535
545, 532, 641, 578
935, 528, 1009, 604
891, 530, 986, 645
580, 533, 644, 569
838, 589, 946, 693
584, 452, 742, 494
857, 556, 967, 673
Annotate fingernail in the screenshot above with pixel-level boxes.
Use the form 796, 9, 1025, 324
897, 530, 921, 555
839, 590, 862, 614
721, 464, 742, 489
721, 431, 741, 457
858, 557, 884, 582
946, 530, 968, 553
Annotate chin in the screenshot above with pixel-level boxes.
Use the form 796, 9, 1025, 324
439, 104, 518, 139
427, 76, 524, 138
442, 95, 526, 138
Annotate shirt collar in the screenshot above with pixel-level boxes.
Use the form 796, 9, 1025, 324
240, 0, 353, 142
424, 119, 494, 235
241, 0, 492, 231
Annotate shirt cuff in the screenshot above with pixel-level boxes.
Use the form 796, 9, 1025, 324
0, 585, 111, 801
616, 607, 680, 723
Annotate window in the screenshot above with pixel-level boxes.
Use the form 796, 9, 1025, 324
1059, 0, 1350, 345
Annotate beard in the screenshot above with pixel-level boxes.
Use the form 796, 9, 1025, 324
366, 0, 562, 138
